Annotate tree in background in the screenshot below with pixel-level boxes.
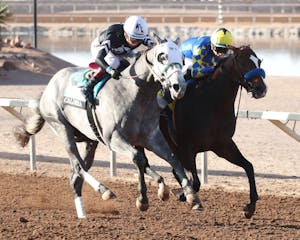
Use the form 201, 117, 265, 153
0, 0, 11, 49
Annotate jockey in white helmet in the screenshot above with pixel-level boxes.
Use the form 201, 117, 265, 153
83, 16, 154, 103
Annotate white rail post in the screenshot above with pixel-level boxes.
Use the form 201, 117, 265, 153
29, 135, 37, 171
0, 98, 38, 171
110, 151, 116, 176
217, 0, 223, 24
201, 152, 208, 184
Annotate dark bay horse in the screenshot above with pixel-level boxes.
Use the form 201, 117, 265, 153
170, 45, 267, 218
14, 39, 202, 218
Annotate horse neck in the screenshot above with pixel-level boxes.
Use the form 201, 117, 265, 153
127, 48, 160, 103
131, 49, 153, 82
215, 56, 241, 106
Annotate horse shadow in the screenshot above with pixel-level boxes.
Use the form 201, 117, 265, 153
0, 151, 298, 181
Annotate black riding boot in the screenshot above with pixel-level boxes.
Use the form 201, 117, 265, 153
81, 76, 101, 104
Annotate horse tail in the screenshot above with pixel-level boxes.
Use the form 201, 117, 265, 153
14, 100, 45, 148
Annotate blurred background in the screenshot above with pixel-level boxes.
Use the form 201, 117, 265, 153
1, 0, 300, 76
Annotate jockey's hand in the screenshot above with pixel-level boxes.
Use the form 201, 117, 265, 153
201, 66, 214, 75
107, 68, 121, 80
105, 67, 121, 80
143, 37, 154, 48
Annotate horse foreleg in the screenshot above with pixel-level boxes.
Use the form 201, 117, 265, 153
136, 147, 169, 201
132, 150, 149, 211
171, 149, 202, 208
241, 160, 258, 218
171, 168, 186, 202
171, 167, 202, 207
166, 153, 202, 210
213, 140, 259, 218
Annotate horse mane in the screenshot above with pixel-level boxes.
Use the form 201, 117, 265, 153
214, 56, 229, 69
240, 44, 251, 50
213, 43, 252, 72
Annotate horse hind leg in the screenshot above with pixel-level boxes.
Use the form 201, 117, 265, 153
77, 139, 116, 201
50, 120, 113, 218
146, 166, 170, 201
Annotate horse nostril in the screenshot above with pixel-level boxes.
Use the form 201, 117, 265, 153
173, 84, 179, 92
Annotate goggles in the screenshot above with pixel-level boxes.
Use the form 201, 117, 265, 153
129, 36, 143, 44
212, 45, 228, 54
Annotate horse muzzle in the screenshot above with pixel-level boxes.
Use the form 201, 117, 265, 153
252, 86, 267, 99
170, 79, 187, 100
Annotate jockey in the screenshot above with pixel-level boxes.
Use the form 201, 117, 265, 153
82, 15, 154, 102
156, 28, 234, 128
180, 27, 234, 81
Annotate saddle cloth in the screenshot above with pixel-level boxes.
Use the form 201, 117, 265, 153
63, 63, 109, 109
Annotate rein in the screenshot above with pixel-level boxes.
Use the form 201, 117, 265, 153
121, 49, 156, 81
144, 49, 164, 82
226, 54, 245, 121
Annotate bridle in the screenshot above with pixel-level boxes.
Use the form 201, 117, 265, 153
144, 47, 183, 90
231, 47, 266, 93
229, 46, 266, 120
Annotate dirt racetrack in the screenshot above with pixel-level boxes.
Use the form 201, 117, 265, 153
0, 173, 299, 240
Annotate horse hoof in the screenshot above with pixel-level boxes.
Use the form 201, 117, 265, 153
171, 188, 186, 202
158, 183, 170, 201
186, 193, 203, 211
136, 198, 149, 211
102, 190, 116, 201
192, 203, 204, 211
243, 203, 255, 219
185, 193, 197, 204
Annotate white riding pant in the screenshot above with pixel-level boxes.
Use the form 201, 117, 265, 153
90, 37, 134, 70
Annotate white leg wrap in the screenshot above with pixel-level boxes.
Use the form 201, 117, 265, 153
80, 170, 100, 191
74, 197, 86, 219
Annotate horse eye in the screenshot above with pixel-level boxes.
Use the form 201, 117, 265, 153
157, 53, 168, 64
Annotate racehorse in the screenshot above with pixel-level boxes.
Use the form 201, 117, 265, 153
168, 45, 267, 218
14, 38, 202, 218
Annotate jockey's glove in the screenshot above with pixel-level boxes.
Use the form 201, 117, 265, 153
143, 36, 154, 48
106, 67, 121, 80
201, 66, 214, 75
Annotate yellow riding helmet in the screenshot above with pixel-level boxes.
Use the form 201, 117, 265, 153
211, 28, 234, 48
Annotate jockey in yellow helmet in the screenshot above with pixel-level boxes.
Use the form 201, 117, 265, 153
181, 27, 234, 80
156, 28, 234, 128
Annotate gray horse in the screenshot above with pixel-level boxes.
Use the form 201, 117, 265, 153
15, 38, 202, 218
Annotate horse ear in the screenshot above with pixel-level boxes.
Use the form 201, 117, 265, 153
153, 32, 163, 44
174, 37, 180, 45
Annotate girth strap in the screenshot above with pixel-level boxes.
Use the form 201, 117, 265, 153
86, 101, 104, 143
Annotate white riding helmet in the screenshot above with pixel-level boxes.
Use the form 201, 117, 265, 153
123, 16, 148, 40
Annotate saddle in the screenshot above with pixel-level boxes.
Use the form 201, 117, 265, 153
83, 62, 111, 104
87, 62, 105, 80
